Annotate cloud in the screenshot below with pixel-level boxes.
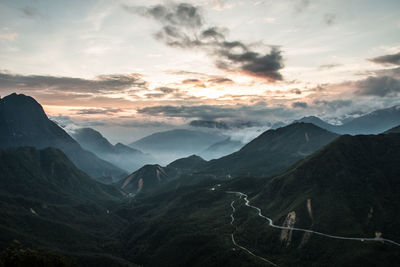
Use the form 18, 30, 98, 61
369, 52, 400, 66
157, 87, 178, 93
74, 107, 123, 115
0, 71, 147, 94
19, 6, 42, 19
123, 2, 284, 81
318, 64, 341, 70
291, 101, 308, 108
137, 103, 296, 121
313, 99, 353, 111
323, 13, 336, 26
290, 88, 302, 94
207, 77, 233, 84
189, 120, 229, 129
354, 76, 400, 97
293, 0, 310, 13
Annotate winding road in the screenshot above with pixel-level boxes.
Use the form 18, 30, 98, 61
227, 191, 400, 247
229, 199, 279, 266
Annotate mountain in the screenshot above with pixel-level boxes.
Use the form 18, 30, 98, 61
129, 129, 226, 164
293, 106, 400, 135
200, 137, 243, 160
0, 147, 122, 203
242, 133, 400, 265
294, 116, 337, 132
118, 155, 209, 194
336, 105, 400, 134
72, 127, 155, 172
0, 146, 136, 266
118, 164, 171, 194
115, 133, 400, 266
166, 154, 207, 175
0, 93, 126, 181
384, 124, 400, 133
203, 122, 339, 177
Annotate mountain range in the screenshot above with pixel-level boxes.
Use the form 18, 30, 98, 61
295, 105, 400, 134
0, 146, 133, 266
72, 127, 155, 173
0, 93, 126, 181
1, 92, 400, 266
129, 129, 226, 164
117, 133, 400, 266
203, 122, 339, 177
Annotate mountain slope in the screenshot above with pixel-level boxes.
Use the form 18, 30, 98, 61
0, 147, 122, 203
0, 93, 125, 181
72, 127, 155, 172
294, 116, 337, 132
201, 137, 243, 160
0, 146, 135, 266
118, 164, 171, 194
203, 122, 339, 177
115, 133, 400, 266
129, 129, 226, 164
336, 105, 400, 134
235, 133, 400, 265
384, 125, 400, 133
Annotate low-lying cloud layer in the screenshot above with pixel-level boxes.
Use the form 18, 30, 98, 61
123, 2, 284, 81
0, 71, 147, 94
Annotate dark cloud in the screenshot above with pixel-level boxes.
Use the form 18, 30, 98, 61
0, 71, 147, 94
313, 99, 353, 111
290, 88, 302, 94
323, 13, 336, 25
74, 108, 123, 115
124, 3, 203, 29
137, 104, 295, 120
123, 2, 284, 81
189, 120, 229, 129
144, 93, 166, 99
318, 64, 341, 70
207, 77, 233, 84
19, 6, 42, 18
181, 78, 206, 87
369, 52, 400, 66
189, 119, 262, 129
291, 101, 308, 108
157, 87, 178, 93
354, 76, 400, 97
294, 0, 310, 13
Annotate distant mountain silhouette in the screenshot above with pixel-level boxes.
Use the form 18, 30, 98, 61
129, 129, 226, 164
72, 127, 155, 172
295, 105, 400, 134
0, 93, 125, 181
294, 116, 337, 132
203, 122, 339, 177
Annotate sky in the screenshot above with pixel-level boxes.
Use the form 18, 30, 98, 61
0, 0, 400, 143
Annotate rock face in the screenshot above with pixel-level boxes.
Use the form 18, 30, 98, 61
0, 93, 126, 181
